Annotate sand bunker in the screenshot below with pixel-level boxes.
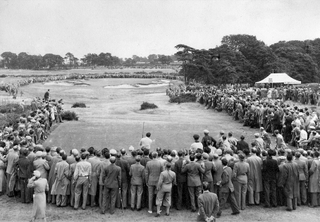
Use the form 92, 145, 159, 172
44, 81, 90, 86
103, 79, 170, 89
104, 84, 137, 89
44, 82, 73, 86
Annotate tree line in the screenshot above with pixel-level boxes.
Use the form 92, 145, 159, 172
0, 52, 177, 70
175, 35, 320, 84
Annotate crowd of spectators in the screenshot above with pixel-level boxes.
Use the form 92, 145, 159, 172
167, 84, 320, 150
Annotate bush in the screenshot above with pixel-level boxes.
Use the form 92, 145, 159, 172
0, 104, 32, 128
140, 102, 158, 110
61, 111, 79, 121
71, 102, 86, 108
169, 93, 197, 103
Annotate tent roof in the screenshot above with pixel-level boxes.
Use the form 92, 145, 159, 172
256, 73, 301, 84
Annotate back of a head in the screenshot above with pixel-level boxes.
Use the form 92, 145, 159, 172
152, 152, 157, 159
193, 134, 199, 140
75, 156, 80, 162
132, 151, 137, 157
189, 155, 195, 161
221, 158, 228, 166
228, 132, 232, 137
146, 132, 151, 137
62, 154, 67, 161
267, 149, 274, 157
135, 156, 141, 162
178, 150, 184, 157
240, 135, 245, 140
238, 153, 245, 161
143, 149, 149, 156
87, 146, 95, 155
251, 147, 257, 154
295, 152, 301, 158
21, 148, 28, 156
104, 152, 110, 159
81, 153, 87, 160
110, 156, 116, 163
196, 153, 202, 160
287, 153, 293, 161
202, 181, 210, 191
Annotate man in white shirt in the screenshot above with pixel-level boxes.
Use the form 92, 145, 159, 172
298, 125, 308, 144
190, 134, 203, 152
139, 132, 153, 150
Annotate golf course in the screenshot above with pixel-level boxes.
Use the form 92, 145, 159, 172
0, 68, 319, 222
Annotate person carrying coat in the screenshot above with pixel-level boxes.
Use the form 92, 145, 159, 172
155, 162, 176, 217
28, 170, 49, 222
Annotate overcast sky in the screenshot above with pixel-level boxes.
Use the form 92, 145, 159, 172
0, 0, 319, 59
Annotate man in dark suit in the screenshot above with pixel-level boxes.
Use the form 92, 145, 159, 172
212, 154, 223, 197
294, 152, 308, 206
279, 154, 299, 211
115, 152, 130, 209
197, 182, 219, 222
182, 154, 205, 212
217, 158, 240, 217
202, 153, 215, 192
236, 135, 249, 152
100, 156, 121, 214
145, 152, 162, 214
262, 149, 279, 208
16, 148, 32, 203
173, 150, 188, 210
140, 149, 150, 208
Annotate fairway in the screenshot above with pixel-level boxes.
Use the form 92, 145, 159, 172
17, 78, 259, 153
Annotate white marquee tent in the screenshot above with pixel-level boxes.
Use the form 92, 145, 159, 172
255, 73, 301, 85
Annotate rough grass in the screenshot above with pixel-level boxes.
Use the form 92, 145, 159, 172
140, 102, 158, 110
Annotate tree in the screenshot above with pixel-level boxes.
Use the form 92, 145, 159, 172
43, 53, 63, 69
65, 52, 76, 67
1, 51, 18, 69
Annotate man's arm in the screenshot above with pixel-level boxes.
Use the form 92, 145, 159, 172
117, 168, 121, 188
156, 172, 164, 190
145, 164, 149, 185
73, 164, 79, 181
198, 196, 207, 219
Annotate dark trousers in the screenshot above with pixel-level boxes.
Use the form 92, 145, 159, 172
286, 197, 297, 210
218, 189, 240, 216
277, 186, 285, 206
213, 184, 221, 199
176, 182, 188, 210
141, 184, 148, 208
101, 187, 118, 214
116, 182, 128, 208
297, 181, 307, 205
188, 186, 202, 211
264, 180, 277, 207
19, 178, 30, 203
6, 173, 13, 196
